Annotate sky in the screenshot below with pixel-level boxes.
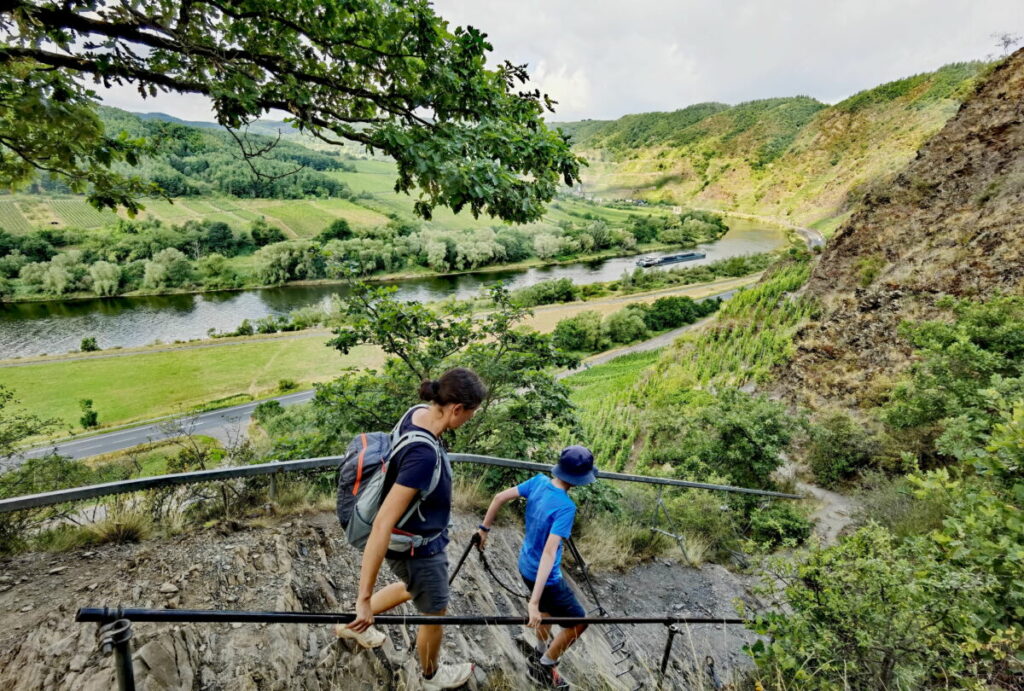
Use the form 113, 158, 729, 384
96, 0, 1024, 123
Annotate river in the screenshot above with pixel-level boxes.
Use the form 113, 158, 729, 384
0, 221, 784, 358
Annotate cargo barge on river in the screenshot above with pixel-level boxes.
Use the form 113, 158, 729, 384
635, 251, 707, 268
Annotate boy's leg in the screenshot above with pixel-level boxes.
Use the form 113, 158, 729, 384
540, 580, 588, 663
544, 623, 588, 661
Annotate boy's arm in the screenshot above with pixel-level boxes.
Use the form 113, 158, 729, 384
477, 486, 520, 549
528, 533, 564, 627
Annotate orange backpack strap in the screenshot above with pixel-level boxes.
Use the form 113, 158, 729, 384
351, 433, 369, 496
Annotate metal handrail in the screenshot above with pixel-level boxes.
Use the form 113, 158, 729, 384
76, 606, 747, 627
0, 453, 800, 513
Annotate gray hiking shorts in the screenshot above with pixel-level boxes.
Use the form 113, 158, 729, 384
387, 551, 450, 614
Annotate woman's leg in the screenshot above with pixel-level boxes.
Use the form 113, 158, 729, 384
371, 581, 412, 613
417, 609, 445, 676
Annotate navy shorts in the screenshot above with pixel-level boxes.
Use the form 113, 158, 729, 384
388, 551, 450, 614
521, 575, 586, 619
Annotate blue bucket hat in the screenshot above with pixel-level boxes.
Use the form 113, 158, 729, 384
552, 445, 597, 487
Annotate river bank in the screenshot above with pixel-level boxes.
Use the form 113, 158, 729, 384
5, 276, 758, 435
0, 221, 785, 358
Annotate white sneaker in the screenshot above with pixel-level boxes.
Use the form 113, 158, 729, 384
422, 662, 474, 690
334, 623, 386, 649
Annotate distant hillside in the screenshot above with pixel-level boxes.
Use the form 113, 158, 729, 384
23, 108, 354, 200
777, 50, 1024, 411
135, 112, 300, 138
559, 62, 989, 232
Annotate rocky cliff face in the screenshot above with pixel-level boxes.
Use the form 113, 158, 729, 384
0, 511, 758, 690
779, 50, 1024, 411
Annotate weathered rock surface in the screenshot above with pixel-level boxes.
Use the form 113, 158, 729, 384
0, 511, 756, 689
779, 49, 1024, 411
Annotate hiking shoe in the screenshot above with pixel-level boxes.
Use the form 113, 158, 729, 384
540, 664, 570, 689
333, 623, 386, 649
422, 662, 474, 690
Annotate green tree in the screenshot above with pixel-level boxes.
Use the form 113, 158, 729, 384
79, 337, 99, 352
603, 307, 649, 344
552, 311, 604, 353
79, 398, 98, 429
88, 260, 121, 296
316, 218, 353, 244
1, 0, 581, 219
306, 281, 579, 466
249, 218, 287, 247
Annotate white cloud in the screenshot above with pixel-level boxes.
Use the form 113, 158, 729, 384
92, 0, 1024, 122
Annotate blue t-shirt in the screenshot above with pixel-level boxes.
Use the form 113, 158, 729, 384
516, 474, 577, 585
386, 408, 450, 560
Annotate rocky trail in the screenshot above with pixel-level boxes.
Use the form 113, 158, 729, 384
0, 511, 760, 690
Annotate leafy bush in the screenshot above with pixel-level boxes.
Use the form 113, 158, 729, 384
512, 278, 579, 307
80, 337, 99, 352
252, 400, 284, 423
551, 310, 604, 353
805, 412, 883, 488
747, 502, 811, 548
747, 524, 983, 690
603, 306, 649, 344
278, 378, 298, 392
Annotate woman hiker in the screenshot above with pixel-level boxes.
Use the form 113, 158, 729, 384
477, 445, 598, 689
339, 367, 487, 690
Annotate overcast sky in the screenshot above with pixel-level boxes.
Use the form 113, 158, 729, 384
97, 0, 1024, 123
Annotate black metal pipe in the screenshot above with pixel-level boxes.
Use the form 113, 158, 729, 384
448, 532, 481, 585
77, 607, 746, 627
2, 453, 800, 514
660, 624, 680, 675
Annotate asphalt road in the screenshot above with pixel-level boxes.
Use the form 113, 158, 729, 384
22, 389, 316, 461
20, 287, 743, 462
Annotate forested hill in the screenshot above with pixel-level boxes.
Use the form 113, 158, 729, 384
558, 61, 989, 231
28, 107, 354, 200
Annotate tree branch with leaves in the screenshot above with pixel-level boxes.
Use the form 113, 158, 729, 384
1, 0, 583, 218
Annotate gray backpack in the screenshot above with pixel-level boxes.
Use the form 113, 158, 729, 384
336, 406, 448, 554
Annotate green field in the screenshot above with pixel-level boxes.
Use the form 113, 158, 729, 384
2, 338, 383, 431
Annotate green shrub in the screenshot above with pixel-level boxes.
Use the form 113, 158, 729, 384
747, 502, 812, 549
603, 307, 649, 344
253, 400, 285, 423
278, 378, 298, 392
512, 278, 580, 307
552, 310, 604, 352
806, 412, 883, 488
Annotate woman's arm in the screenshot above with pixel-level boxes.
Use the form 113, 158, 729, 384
527, 533, 564, 627
477, 486, 520, 549
348, 483, 419, 632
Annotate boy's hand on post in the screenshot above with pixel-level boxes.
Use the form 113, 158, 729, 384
527, 600, 543, 628
475, 528, 489, 550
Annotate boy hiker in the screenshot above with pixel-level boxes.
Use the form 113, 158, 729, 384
477, 446, 598, 689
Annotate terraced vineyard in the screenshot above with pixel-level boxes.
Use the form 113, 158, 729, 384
0, 200, 33, 233
49, 200, 119, 228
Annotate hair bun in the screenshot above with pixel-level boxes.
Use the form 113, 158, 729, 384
418, 379, 439, 402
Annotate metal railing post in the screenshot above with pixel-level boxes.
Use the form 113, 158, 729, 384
97, 618, 136, 691
660, 624, 680, 675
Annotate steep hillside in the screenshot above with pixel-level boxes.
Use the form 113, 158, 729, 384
562, 62, 988, 231
0, 511, 758, 690
778, 49, 1024, 411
